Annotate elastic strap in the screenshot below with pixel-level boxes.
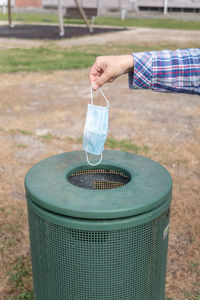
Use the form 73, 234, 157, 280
86, 151, 103, 166
90, 84, 109, 106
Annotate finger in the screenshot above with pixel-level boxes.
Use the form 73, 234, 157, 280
89, 64, 98, 79
89, 65, 102, 86
91, 82, 99, 91
95, 71, 111, 89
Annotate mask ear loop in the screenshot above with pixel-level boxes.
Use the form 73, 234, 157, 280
85, 84, 109, 166
86, 152, 103, 166
90, 84, 109, 107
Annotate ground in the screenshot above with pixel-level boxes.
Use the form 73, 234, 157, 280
0, 24, 124, 40
0, 26, 199, 299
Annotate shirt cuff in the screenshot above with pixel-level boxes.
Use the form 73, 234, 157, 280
129, 52, 153, 90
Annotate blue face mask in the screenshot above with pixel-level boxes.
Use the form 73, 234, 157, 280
83, 86, 109, 166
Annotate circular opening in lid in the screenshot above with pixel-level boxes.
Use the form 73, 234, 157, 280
67, 165, 131, 190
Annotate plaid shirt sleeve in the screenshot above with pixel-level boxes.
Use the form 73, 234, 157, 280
128, 48, 200, 95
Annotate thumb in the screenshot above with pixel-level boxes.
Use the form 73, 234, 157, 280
95, 71, 111, 90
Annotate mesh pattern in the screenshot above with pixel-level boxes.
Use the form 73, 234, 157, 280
67, 169, 130, 190
94, 180, 124, 190
28, 205, 170, 300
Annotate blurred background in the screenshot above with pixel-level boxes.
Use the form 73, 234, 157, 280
0, 1, 200, 299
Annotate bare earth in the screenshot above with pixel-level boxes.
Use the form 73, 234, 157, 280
0, 25, 200, 49
0, 27, 200, 299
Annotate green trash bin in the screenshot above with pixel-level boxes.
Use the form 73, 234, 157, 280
25, 150, 172, 300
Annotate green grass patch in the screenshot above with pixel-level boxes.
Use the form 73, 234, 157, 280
94, 17, 200, 30
41, 132, 54, 140
0, 12, 58, 23
73, 136, 149, 154
0, 47, 98, 73
0, 12, 200, 30
17, 129, 33, 135
75, 137, 83, 143
189, 261, 198, 268
183, 293, 200, 300
8, 255, 33, 300
105, 137, 149, 154
8, 129, 33, 135
0, 42, 185, 74
9, 291, 34, 300
17, 144, 27, 148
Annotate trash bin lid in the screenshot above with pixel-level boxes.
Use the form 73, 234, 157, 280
25, 150, 172, 220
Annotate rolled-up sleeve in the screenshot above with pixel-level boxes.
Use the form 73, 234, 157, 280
129, 52, 152, 90
129, 48, 200, 95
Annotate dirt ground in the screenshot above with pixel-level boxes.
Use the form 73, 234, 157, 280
0, 27, 200, 299
0, 25, 200, 49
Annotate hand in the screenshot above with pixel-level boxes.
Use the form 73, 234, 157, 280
89, 55, 134, 90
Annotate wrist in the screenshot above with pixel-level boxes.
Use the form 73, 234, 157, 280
123, 54, 134, 73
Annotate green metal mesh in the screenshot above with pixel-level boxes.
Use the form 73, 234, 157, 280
28, 201, 169, 300
67, 168, 131, 190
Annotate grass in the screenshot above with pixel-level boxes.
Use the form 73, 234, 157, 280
17, 144, 27, 148
9, 292, 34, 300
0, 47, 98, 73
94, 17, 200, 30
0, 42, 188, 73
0, 12, 200, 30
41, 133, 55, 140
8, 132, 149, 154
7, 255, 33, 299
0, 12, 59, 24
183, 292, 200, 300
9, 129, 33, 135
17, 129, 33, 135
189, 261, 198, 268
77, 136, 149, 154
105, 136, 149, 153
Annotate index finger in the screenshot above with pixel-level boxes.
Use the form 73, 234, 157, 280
89, 63, 100, 84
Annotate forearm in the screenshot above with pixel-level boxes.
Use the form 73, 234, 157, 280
129, 48, 200, 95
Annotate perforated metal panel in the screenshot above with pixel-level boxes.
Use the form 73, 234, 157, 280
67, 168, 130, 190
28, 200, 170, 300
